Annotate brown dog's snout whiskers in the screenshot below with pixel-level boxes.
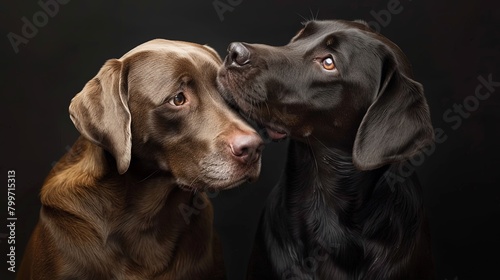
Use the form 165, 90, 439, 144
227, 42, 251, 66
228, 132, 264, 164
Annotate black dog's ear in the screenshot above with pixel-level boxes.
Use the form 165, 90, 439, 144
353, 51, 433, 171
69, 59, 132, 174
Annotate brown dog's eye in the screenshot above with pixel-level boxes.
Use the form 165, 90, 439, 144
169, 93, 186, 106
322, 57, 336, 70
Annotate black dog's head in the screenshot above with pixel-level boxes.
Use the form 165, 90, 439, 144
217, 20, 433, 170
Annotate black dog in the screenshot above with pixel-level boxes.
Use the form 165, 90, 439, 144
217, 20, 435, 279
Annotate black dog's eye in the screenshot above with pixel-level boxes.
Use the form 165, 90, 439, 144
168, 92, 186, 106
322, 57, 336, 71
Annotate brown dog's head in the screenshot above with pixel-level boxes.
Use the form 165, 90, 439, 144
69, 39, 263, 189
217, 20, 433, 171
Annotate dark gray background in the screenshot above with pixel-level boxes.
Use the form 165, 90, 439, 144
1, 0, 499, 279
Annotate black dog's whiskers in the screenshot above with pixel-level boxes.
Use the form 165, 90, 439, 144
218, 19, 435, 279
137, 170, 159, 183
296, 12, 310, 25
306, 135, 320, 178
296, 8, 320, 26
264, 101, 271, 118
309, 8, 320, 22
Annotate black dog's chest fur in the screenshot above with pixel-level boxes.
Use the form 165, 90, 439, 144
257, 140, 430, 279
219, 20, 436, 279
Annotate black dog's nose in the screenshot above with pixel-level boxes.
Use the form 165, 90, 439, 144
227, 42, 251, 66
229, 132, 264, 164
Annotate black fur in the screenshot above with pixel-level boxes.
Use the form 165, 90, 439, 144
218, 20, 435, 279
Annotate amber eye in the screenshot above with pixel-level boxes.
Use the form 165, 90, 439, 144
168, 92, 186, 106
322, 57, 336, 70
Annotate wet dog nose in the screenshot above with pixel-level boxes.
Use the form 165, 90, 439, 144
229, 132, 264, 164
227, 42, 251, 66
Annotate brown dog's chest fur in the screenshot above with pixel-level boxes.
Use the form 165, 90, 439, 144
20, 138, 224, 280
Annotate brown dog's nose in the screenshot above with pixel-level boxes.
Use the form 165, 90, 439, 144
229, 132, 264, 164
228, 42, 251, 66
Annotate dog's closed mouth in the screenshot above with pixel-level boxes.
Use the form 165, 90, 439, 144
265, 126, 288, 141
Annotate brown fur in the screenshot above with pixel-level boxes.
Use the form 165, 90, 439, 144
18, 39, 263, 280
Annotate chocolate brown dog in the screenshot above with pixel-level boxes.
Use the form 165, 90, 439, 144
18, 39, 263, 280
218, 20, 435, 279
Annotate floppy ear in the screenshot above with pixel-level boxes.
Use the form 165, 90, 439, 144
353, 52, 434, 171
69, 59, 132, 174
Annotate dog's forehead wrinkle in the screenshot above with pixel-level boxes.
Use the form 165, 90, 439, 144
294, 24, 378, 56
129, 61, 218, 107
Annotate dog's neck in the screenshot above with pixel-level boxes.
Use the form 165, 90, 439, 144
42, 137, 218, 275
285, 139, 385, 226
45, 137, 201, 224
98, 142, 207, 231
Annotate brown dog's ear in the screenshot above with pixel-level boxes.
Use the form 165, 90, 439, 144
69, 59, 132, 174
353, 51, 433, 171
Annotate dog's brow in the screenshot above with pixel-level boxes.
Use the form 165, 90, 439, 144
292, 21, 319, 42
326, 37, 334, 46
